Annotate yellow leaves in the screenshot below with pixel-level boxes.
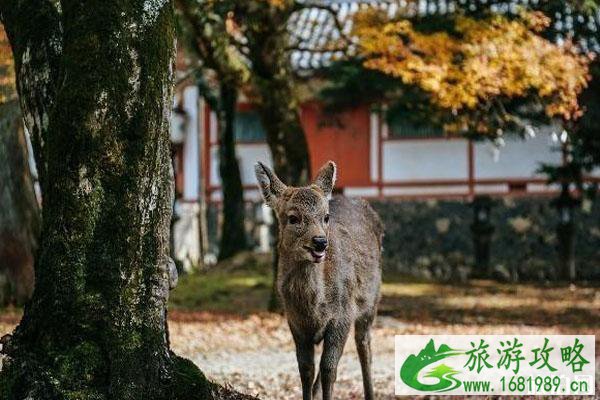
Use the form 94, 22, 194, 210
353, 10, 592, 133
0, 24, 16, 104
519, 10, 551, 32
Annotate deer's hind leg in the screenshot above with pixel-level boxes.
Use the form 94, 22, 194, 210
355, 314, 375, 400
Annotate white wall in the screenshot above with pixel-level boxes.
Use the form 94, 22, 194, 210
209, 143, 271, 202
171, 85, 201, 201
382, 139, 469, 181
209, 143, 272, 186
203, 116, 596, 201
474, 132, 561, 179
170, 86, 202, 268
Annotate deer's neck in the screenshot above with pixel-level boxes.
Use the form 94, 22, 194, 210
277, 254, 326, 306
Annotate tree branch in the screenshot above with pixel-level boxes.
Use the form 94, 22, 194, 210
176, 0, 248, 86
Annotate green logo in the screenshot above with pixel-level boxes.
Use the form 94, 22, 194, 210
400, 339, 464, 392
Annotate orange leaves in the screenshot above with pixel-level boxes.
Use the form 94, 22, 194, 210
520, 10, 551, 32
263, 0, 288, 10
353, 9, 592, 133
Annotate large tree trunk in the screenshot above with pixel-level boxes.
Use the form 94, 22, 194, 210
0, 100, 38, 306
0, 2, 251, 399
217, 82, 248, 260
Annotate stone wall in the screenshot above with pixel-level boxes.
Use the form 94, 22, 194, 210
202, 196, 599, 281
370, 196, 600, 281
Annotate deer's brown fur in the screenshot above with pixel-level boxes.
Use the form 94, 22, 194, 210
255, 161, 383, 400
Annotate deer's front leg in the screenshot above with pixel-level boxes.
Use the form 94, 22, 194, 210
320, 321, 351, 400
293, 332, 316, 400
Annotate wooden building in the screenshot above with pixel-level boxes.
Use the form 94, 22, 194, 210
169, 0, 600, 266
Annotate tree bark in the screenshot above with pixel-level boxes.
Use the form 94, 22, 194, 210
247, 38, 311, 187
0, 1, 250, 399
217, 82, 248, 260
234, 1, 311, 187
0, 100, 38, 306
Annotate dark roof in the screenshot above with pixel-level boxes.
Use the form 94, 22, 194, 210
289, 0, 378, 70
288, 0, 600, 71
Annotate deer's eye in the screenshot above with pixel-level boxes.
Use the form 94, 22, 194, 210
288, 215, 300, 225
324, 214, 330, 224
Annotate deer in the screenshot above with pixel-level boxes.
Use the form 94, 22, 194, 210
254, 160, 383, 400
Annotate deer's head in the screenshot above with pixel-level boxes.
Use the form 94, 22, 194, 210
255, 161, 336, 264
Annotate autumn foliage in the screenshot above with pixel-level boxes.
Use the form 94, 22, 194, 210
353, 9, 592, 135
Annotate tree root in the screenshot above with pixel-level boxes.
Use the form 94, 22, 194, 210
0, 351, 259, 400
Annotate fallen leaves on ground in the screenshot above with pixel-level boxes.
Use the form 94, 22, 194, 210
167, 312, 599, 400
1, 281, 598, 399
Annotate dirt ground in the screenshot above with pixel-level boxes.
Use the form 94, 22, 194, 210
1, 280, 598, 399
166, 311, 599, 400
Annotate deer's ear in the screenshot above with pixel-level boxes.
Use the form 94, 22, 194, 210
254, 162, 287, 208
314, 161, 336, 199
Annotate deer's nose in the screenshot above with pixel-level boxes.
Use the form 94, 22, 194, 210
312, 236, 328, 252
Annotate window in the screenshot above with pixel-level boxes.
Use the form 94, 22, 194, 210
234, 111, 266, 142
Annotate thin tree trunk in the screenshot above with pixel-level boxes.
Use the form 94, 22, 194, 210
217, 82, 248, 260
252, 70, 311, 187
0, 1, 251, 399
240, 3, 311, 187
0, 100, 38, 306
243, 7, 312, 310
256, 73, 308, 311
175, 0, 249, 261
251, 57, 310, 312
